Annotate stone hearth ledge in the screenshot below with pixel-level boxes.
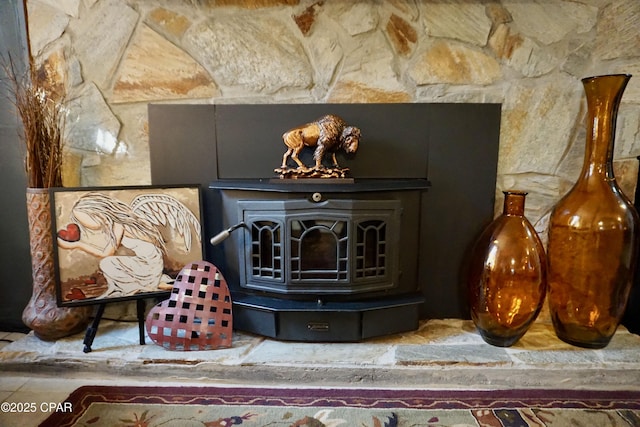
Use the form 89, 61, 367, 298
1, 319, 639, 390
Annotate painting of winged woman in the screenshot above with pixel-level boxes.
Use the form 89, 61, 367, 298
52, 186, 203, 306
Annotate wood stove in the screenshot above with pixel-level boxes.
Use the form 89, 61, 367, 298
148, 103, 501, 342
210, 179, 428, 341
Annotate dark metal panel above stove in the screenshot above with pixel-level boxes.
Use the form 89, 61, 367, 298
213, 103, 432, 179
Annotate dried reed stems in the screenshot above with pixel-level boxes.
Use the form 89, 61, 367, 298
2, 55, 64, 188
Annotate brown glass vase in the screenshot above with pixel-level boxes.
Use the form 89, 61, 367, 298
21, 188, 91, 341
468, 191, 547, 347
547, 74, 639, 349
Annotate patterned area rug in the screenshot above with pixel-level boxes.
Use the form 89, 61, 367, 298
40, 386, 640, 427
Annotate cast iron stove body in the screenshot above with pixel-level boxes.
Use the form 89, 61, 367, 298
210, 179, 429, 342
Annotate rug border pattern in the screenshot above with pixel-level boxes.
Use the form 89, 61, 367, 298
41, 386, 640, 427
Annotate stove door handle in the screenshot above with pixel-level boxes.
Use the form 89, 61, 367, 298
209, 222, 245, 245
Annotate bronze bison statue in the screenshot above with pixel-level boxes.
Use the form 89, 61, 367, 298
279, 114, 361, 172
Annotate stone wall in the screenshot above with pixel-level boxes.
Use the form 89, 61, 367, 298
26, 0, 640, 237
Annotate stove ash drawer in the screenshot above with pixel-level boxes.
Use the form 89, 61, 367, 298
232, 296, 423, 342
278, 311, 362, 341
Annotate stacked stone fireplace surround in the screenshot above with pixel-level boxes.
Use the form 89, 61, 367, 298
24, 1, 640, 339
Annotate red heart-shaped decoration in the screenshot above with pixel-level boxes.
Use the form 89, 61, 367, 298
66, 287, 86, 301
58, 223, 81, 242
145, 261, 233, 351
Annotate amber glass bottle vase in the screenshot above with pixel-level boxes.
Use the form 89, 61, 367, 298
547, 74, 639, 349
468, 191, 547, 347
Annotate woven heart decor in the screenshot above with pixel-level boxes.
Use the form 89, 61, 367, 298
146, 261, 232, 351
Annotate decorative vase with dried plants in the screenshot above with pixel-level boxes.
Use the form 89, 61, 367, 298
3, 56, 90, 340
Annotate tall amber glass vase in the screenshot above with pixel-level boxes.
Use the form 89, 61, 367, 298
547, 74, 638, 349
468, 191, 547, 347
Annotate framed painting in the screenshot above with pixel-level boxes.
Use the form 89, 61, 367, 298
50, 185, 203, 307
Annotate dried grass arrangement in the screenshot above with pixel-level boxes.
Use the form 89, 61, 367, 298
2, 55, 64, 188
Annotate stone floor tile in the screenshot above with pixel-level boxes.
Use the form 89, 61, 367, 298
0, 332, 27, 351
139, 331, 263, 364
395, 344, 512, 366
601, 326, 640, 349
4, 333, 27, 342
599, 349, 640, 364
0, 376, 29, 392
509, 349, 603, 365
0, 334, 57, 361
243, 340, 394, 366
396, 319, 486, 345
0, 409, 47, 427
